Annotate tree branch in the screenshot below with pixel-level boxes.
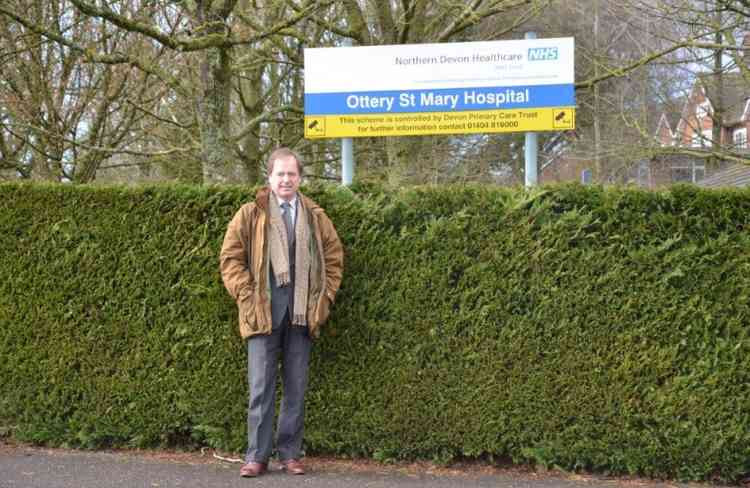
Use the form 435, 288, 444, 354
6, 122, 196, 158
0, 6, 189, 95
66, 0, 329, 51
575, 39, 741, 91
232, 105, 304, 143
437, 0, 534, 42
125, 99, 195, 130
68, 0, 185, 50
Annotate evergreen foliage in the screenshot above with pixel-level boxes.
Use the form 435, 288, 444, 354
1, 182, 749, 481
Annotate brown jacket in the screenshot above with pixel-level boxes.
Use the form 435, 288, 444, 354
219, 187, 344, 339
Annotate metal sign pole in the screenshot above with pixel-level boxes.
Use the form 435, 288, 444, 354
341, 38, 354, 186
524, 31, 538, 188
342, 138, 353, 186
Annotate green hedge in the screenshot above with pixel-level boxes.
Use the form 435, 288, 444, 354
1, 182, 749, 482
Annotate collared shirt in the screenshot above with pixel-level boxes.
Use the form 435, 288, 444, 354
274, 193, 297, 226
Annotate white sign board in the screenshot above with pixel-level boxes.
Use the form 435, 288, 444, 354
304, 38, 575, 138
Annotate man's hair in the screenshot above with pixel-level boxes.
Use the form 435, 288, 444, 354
267, 147, 303, 176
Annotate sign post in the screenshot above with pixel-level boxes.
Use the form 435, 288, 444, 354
524, 31, 538, 187
341, 137, 353, 186
341, 38, 354, 186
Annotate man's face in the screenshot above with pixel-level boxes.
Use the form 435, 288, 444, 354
268, 155, 301, 201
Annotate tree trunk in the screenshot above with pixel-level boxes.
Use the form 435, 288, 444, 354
238, 65, 264, 183
197, 44, 234, 183
593, 0, 601, 179
711, 5, 724, 154
193, 2, 238, 184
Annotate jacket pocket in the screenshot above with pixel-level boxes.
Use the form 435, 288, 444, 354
238, 297, 258, 333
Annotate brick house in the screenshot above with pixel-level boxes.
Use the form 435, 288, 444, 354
649, 71, 750, 188
648, 34, 750, 189
542, 35, 750, 188
663, 74, 749, 150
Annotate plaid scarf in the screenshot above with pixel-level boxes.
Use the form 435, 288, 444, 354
268, 193, 311, 326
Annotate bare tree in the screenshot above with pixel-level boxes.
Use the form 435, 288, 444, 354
0, 0, 197, 182
3, 0, 745, 185
0, 0, 325, 183
628, 0, 750, 171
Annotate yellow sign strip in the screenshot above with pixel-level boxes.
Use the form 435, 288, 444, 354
304, 107, 575, 139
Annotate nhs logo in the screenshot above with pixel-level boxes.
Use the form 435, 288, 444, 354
528, 47, 558, 61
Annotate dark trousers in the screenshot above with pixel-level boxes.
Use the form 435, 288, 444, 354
245, 313, 311, 463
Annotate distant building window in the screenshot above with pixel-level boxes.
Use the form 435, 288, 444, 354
691, 132, 701, 148
581, 168, 592, 184
734, 128, 748, 149
696, 100, 711, 120
671, 161, 706, 184
672, 167, 692, 182
691, 130, 713, 148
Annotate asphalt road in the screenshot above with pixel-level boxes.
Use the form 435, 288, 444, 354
0, 443, 714, 488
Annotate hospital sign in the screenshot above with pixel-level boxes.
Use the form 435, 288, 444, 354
304, 38, 575, 138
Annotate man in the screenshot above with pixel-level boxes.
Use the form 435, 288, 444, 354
219, 147, 344, 478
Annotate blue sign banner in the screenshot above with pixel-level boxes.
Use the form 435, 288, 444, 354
305, 84, 574, 115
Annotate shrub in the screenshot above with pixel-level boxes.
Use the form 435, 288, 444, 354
1, 182, 749, 481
